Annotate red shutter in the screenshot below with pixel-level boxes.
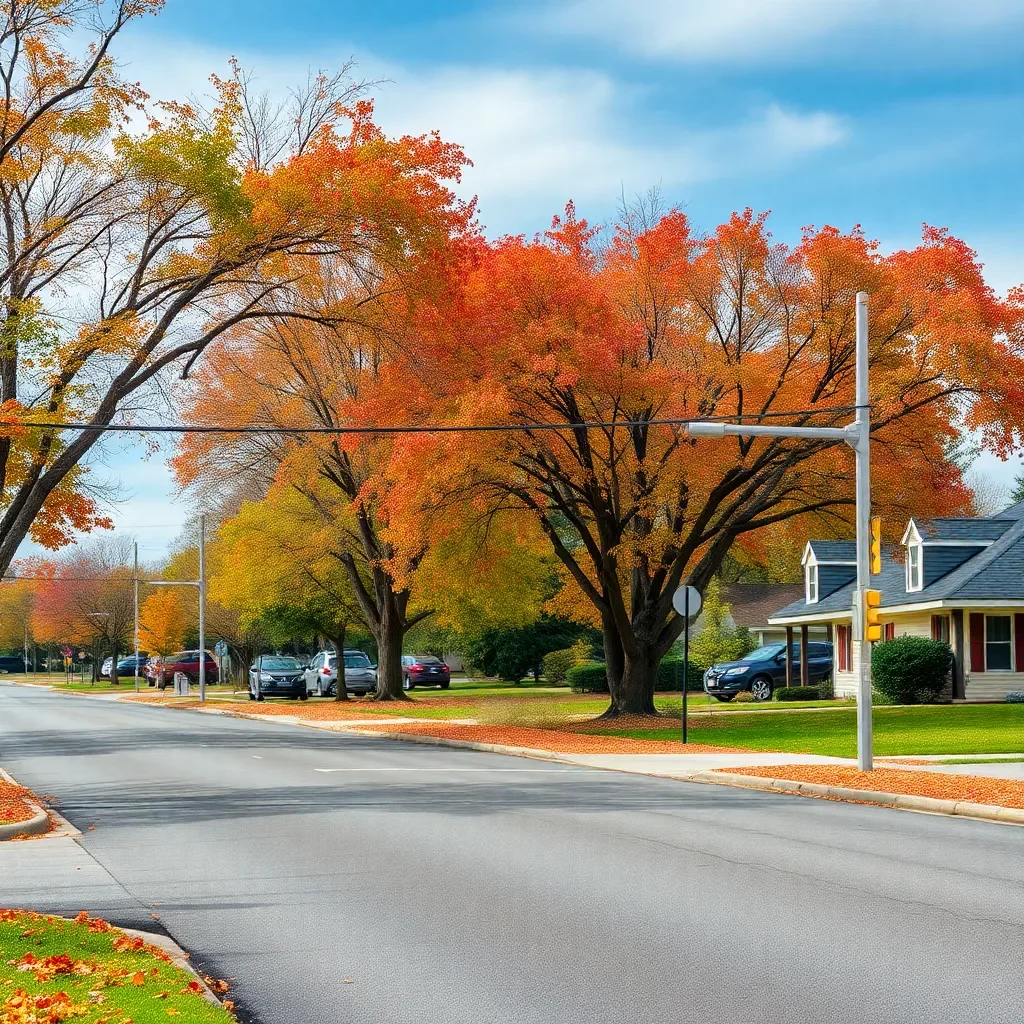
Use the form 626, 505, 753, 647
969, 613, 985, 672
884, 622, 895, 641
931, 615, 940, 640
835, 626, 847, 671
1015, 614, 1024, 672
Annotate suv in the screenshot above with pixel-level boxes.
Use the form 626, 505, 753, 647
150, 650, 220, 690
305, 650, 376, 697
401, 655, 450, 690
703, 642, 833, 702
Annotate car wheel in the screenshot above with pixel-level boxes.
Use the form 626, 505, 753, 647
299, 691, 308, 701
440, 681, 449, 690
712, 694, 735, 703
248, 691, 256, 701
255, 692, 264, 702
750, 676, 773, 701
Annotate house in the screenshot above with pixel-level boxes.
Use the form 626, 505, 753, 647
711, 584, 828, 647
768, 500, 1024, 701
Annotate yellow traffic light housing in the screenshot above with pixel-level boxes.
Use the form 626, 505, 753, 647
870, 516, 882, 575
864, 589, 882, 642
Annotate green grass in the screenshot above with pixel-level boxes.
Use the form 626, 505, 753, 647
0, 910, 234, 1022
931, 755, 1024, 765
597, 703, 1024, 758
2, 674, 237, 694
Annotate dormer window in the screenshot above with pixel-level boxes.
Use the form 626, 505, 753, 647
907, 539, 923, 591
806, 562, 818, 604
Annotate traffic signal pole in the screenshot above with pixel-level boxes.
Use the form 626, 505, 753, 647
684, 291, 874, 769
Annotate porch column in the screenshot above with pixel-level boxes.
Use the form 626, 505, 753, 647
825, 623, 834, 647
800, 625, 809, 687
951, 609, 965, 700
785, 626, 794, 687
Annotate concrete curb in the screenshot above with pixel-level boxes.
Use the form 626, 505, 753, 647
0, 766, 79, 839
690, 770, 1024, 825
0, 766, 51, 840
117, 925, 225, 1007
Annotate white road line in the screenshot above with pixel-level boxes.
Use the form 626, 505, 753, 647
253, 756, 263, 759
312, 767, 589, 773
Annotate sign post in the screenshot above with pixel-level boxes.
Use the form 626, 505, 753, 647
672, 585, 703, 743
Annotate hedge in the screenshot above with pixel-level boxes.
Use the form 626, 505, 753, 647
774, 685, 823, 702
542, 647, 576, 685
1007, 692, 1024, 704
566, 657, 703, 694
871, 635, 951, 704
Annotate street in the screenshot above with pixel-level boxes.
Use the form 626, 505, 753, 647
1, 684, 1022, 1024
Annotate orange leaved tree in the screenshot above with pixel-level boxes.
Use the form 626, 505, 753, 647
390, 202, 1024, 716
139, 588, 186, 659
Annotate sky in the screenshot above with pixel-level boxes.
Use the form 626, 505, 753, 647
20, 0, 1024, 562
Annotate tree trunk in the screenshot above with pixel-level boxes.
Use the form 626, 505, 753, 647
373, 600, 410, 701
607, 651, 658, 716
332, 631, 349, 702
600, 608, 625, 708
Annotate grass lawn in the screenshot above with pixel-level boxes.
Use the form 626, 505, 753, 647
2, 674, 237, 695
0, 910, 234, 1022
595, 703, 1024, 757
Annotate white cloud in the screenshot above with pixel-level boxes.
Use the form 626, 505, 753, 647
543, 0, 1024, 62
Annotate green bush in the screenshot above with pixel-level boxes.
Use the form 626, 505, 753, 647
567, 662, 609, 693
542, 647, 577, 685
656, 656, 705, 692
774, 685, 822, 702
871, 636, 951, 704
1007, 692, 1024, 704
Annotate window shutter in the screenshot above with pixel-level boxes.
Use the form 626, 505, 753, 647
969, 613, 985, 673
931, 615, 940, 640
1015, 614, 1024, 672
884, 623, 895, 641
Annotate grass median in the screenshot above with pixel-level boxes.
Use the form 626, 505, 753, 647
0, 910, 235, 1022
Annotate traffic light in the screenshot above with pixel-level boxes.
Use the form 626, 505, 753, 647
870, 516, 882, 575
864, 589, 882, 642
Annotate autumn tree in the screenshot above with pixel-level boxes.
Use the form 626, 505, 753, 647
139, 587, 186, 657
393, 202, 1024, 716
0, 0, 395, 574
0, 574, 32, 651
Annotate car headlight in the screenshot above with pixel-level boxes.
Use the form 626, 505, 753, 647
723, 666, 748, 676
259, 672, 274, 682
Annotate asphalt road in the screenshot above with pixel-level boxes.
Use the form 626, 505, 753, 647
1, 684, 1022, 1024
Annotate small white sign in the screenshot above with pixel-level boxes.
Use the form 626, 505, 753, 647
672, 586, 703, 618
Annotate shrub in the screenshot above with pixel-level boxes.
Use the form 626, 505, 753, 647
542, 648, 576, 685
733, 690, 755, 703
871, 636, 951, 704
1006, 692, 1024, 704
774, 686, 822, 702
567, 663, 609, 693
656, 656, 704, 692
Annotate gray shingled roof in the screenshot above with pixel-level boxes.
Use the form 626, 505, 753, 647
914, 517, 1013, 542
807, 540, 856, 562
771, 510, 1024, 621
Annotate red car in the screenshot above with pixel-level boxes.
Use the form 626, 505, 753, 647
147, 650, 219, 689
401, 655, 450, 690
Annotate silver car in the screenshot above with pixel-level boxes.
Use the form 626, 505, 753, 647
305, 650, 377, 697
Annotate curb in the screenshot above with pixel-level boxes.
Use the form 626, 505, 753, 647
117, 925, 225, 1007
690, 770, 1024, 825
0, 801, 50, 840
0, 766, 79, 839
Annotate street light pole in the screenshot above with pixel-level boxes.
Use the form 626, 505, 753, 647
198, 514, 206, 704
133, 541, 140, 695
853, 291, 873, 771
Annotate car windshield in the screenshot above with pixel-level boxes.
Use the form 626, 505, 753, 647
745, 644, 785, 661
413, 657, 443, 665
344, 654, 370, 668
260, 657, 301, 671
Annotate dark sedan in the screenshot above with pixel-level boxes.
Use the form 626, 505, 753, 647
249, 655, 309, 701
703, 642, 833, 702
401, 655, 450, 690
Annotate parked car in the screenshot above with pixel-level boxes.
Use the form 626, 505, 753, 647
249, 655, 308, 701
401, 655, 450, 690
0, 655, 25, 674
305, 650, 377, 697
703, 642, 833, 702
149, 650, 220, 690
115, 655, 149, 677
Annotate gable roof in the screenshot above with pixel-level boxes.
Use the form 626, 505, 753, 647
912, 517, 1012, 542
805, 540, 856, 562
770, 506, 1024, 622
720, 584, 804, 628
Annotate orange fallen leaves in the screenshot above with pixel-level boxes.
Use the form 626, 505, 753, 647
719, 765, 1024, 809
0, 782, 45, 829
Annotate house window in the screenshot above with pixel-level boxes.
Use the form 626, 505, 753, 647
806, 563, 818, 604
836, 624, 851, 672
883, 622, 896, 641
907, 541, 923, 591
985, 615, 1012, 671
931, 615, 950, 644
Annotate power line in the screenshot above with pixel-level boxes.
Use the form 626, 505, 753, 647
7, 407, 859, 436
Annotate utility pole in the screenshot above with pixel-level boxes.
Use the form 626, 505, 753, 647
23, 621, 30, 678
198, 514, 206, 703
133, 541, 140, 694
852, 291, 873, 770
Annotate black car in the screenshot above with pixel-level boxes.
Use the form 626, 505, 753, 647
116, 655, 149, 676
703, 642, 833, 702
249, 655, 309, 701
0, 655, 25, 674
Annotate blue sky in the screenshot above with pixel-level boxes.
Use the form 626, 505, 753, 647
24, 0, 1024, 562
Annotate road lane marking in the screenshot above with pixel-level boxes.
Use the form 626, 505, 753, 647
313, 767, 590, 773
253, 756, 263, 759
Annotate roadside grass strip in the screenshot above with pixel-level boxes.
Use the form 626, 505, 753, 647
0, 911, 235, 1023
714, 765, 1024, 810
0, 782, 45, 829
345, 721, 746, 754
